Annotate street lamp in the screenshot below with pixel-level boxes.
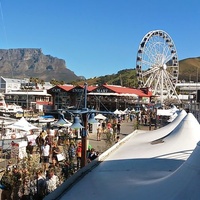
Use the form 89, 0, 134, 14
70, 83, 98, 168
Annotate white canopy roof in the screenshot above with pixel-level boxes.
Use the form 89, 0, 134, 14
51, 111, 200, 200
6, 117, 39, 131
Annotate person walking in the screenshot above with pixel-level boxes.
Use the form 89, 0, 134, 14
36, 131, 45, 153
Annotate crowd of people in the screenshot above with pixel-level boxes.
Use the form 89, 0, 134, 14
0, 115, 127, 200
0, 125, 101, 200
96, 118, 122, 143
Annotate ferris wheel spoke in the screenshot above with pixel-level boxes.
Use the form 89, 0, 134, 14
163, 70, 178, 95
163, 53, 176, 65
145, 70, 160, 87
142, 66, 160, 76
140, 59, 155, 68
153, 72, 163, 94
143, 48, 157, 65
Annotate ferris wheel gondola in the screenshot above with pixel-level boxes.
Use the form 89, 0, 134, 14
136, 30, 180, 103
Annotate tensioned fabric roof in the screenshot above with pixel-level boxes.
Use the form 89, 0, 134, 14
53, 112, 200, 200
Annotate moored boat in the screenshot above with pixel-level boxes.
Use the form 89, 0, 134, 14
38, 115, 55, 123
0, 93, 24, 117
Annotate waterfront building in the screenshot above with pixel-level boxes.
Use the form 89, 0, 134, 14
47, 84, 152, 112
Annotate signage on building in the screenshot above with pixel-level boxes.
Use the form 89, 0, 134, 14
51, 88, 61, 93
93, 87, 114, 93
96, 88, 109, 93
72, 88, 84, 93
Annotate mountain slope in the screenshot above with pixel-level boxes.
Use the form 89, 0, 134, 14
0, 48, 80, 82
179, 57, 200, 81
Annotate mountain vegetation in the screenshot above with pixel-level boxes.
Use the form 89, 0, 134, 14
179, 57, 200, 82
72, 57, 200, 87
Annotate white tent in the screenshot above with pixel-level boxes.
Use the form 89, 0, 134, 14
114, 109, 121, 115
6, 117, 39, 131
94, 114, 107, 120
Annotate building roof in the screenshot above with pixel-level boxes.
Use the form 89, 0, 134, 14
78, 85, 97, 92
1, 77, 23, 84
5, 90, 51, 96
102, 84, 152, 97
57, 85, 74, 91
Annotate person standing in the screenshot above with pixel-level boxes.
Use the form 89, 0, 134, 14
68, 143, 76, 162
45, 132, 53, 148
97, 124, 102, 141
26, 141, 34, 155
51, 142, 60, 166
46, 168, 60, 194
0, 166, 12, 200
41, 141, 51, 173
11, 165, 22, 200
49, 127, 55, 138
68, 142, 76, 173
18, 177, 31, 200
101, 121, 106, 133
117, 122, 121, 134
87, 148, 98, 162
35, 169, 47, 200
109, 126, 114, 141
76, 143, 82, 169
36, 132, 45, 153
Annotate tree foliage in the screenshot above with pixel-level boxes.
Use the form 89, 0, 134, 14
71, 69, 138, 88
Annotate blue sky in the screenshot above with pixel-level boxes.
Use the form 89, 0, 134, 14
0, 0, 199, 79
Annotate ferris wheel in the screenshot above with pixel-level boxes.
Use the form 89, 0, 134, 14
136, 30, 179, 103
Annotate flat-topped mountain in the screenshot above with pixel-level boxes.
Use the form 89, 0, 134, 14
0, 48, 80, 82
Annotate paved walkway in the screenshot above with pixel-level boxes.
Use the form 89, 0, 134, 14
88, 121, 137, 154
